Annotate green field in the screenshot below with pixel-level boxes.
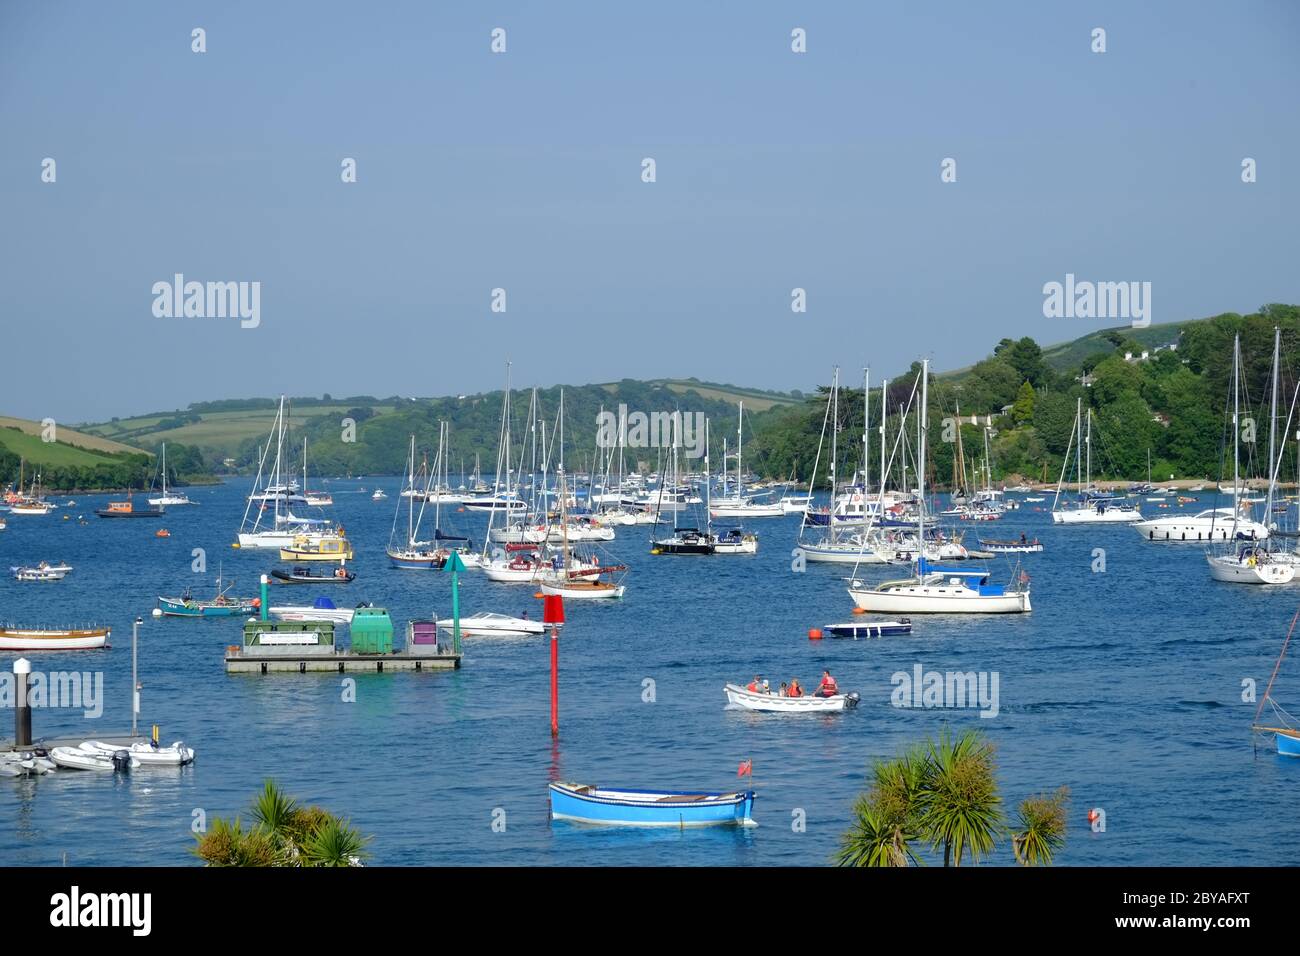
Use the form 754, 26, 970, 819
81, 405, 396, 460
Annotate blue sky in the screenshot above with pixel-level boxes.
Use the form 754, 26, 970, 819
2, 1, 1297, 421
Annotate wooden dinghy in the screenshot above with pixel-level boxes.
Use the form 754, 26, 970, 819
0, 625, 110, 650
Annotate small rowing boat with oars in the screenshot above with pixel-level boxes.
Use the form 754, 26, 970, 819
548, 782, 756, 827
977, 537, 1044, 554
0, 625, 110, 650
723, 683, 860, 712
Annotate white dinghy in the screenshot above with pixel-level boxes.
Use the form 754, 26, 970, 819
80, 740, 196, 766
50, 746, 139, 772
723, 683, 860, 713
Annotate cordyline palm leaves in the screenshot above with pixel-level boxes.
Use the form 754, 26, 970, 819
194, 779, 370, 867
837, 729, 1068, 867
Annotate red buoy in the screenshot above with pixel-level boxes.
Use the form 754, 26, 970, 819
851, 607, 867, 615
808, 628, 823, 640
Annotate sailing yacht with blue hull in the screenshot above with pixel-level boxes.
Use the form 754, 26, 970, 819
548, 782, 757, 827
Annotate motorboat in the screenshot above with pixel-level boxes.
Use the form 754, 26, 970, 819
269, 597, 356, 624
271, 565, 356, 585
548, 782, 756, 827
437, 612, 548, 638
49, 746, 138, 772
823, 619, 913, 638
1135, 508, 1268, 542
712, 527, 758, 554
723, 683, 860, 712
79, 740, 195, 766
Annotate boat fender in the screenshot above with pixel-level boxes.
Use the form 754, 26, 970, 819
808, 628, 823, 640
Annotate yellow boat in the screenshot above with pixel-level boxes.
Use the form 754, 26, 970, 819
279, 534, 354, 562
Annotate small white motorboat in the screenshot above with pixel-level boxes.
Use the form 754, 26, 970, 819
49, 746, 139, 772
269, 598, 355, 624
437, 612, 549, 638
723, 683, 859, 713
80, 740, 195, 766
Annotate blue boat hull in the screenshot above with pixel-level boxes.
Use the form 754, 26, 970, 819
158, 597, 256, 617
1277, 731, 1300, 757
549, 783, 756, 827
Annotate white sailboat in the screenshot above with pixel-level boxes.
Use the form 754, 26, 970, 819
709, 402, 783, 519
148, 443, 195, 506
1050, 398, 1141, 524
236, 397, 337, 548
847, 360, 1032, 614
1207, 330, 1294, 584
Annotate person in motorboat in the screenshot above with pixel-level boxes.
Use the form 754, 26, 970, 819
1019, 532, 1027, 544
787, 678, 804, 698
761, 679, 770, 694
815, 670, 839, 698
778, 681, 788, 697
746, 675, 764, 693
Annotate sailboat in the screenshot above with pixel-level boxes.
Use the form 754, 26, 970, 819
798, 368, 894, 564
1253, 609, 1300, 756
846, 360, 1032, 614
538, 464, 627, 599
387, 435, 444, 569
1207, 330, 1294, 584
709, 402, 783, 518
651, 414, 720, 554
1050, 399, 1141, 524
236, 397, 338, 548
148, 443, 195, 506
6, 460, 55, 515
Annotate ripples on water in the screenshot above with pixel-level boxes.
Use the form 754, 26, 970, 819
1, 484, 1297, 866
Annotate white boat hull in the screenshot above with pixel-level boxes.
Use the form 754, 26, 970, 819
848, 583, 1032, 614
1053, 507, 1142, 523
1206, 555, 1295, 584
269, 607, 355, 624
723, 684, 857, 712
539, 582, 626, 599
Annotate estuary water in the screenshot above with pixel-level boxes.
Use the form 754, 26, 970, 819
1, 482, 1297, 866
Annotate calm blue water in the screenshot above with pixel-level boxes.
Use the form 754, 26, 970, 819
2, 483, 1297, 866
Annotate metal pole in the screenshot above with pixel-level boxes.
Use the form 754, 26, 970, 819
550, 625, 559, 737
14, 658, 32, 747
132, 617, 141, 737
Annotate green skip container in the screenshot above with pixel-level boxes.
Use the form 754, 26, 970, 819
350, 606, 394, 655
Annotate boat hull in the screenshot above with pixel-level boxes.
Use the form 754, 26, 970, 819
157, 597, 256, 617
0, 627, 110, 650
848, 584, 1031, 614
824, 620, 913, 638
724, 684, 857, 712
1206, 555, 1294, 584
539, 582, 625, 599
548, 783, 756, 827
1277, 730, 1300, 757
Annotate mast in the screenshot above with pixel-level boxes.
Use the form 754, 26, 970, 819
1267, 326, 1280, 528
1232, 334, 1241, 533
862, 368, 870, 493
736, 401, 744, 501
918, 359, 928, 560
879, 377, 888, 497
1076, 397, 1083, 486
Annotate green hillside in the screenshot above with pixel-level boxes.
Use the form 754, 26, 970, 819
0, 419, 157, 492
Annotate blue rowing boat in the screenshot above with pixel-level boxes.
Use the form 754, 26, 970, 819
548, 782, 756, 827
824, 618, 912, 639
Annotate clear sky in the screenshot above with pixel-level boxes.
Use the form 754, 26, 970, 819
2, 1, 1297, 422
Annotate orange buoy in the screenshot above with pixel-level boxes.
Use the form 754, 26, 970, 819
533, 591, 545, 599
155, 529, 171, 538
851, 607, 867, 615
808, 628, 823, 640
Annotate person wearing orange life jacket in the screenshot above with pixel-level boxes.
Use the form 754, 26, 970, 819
815, 669, 839, 698
746, 675, 763, 693
787, 678, 804, 698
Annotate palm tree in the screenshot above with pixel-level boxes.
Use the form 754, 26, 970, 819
1011, 787, 1070, 866
302, 816, 370, 867
919, 729, 1002, 867
192, 779, 369, 867
838, 729, 1061, 867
